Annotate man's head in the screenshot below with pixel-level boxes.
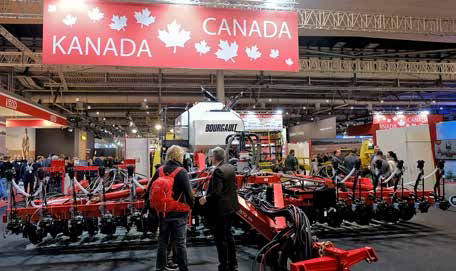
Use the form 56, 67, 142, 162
376, 150, 383, 158
289, 149, 295, 156
211, 147, 225, 165
334, 149, 341, 157
165, 145, 185, 164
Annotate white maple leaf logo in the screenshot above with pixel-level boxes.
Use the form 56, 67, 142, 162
134, 8, 155, 28
158, 20, 191, 54
246, 45, 261, 61
62, 14, 77, 27
285, 58, 294, 66
195, 40, 210, 55
48, 4, 57, 13
88, 7, 104, 22
269, 49, 279, 59
215, 40, 238, 62
110, 15, 127, 31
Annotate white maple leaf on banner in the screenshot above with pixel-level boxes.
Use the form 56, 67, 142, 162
215, 40, 238, 62
48, 4, 57, 13
269, 49, 279, 59
62, 14, 77, 27
246, 45, 261, 61
110, 15, 127, 31
195, 40, 210, 55
285, 58, 294, 66
134, 8, 155, 28
158, 20, 191, 53
88, 7, 104, 22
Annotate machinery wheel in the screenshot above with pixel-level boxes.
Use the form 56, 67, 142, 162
355, 203, 372, 225
385, 205, 400, 223
85, 217, 99, 236
51, 220, 67, 238
449, 195, 456, 208
100, 213, 117, 236
327, 207, 343, 228
23, 222, 41, 244
439, 200, 451, 211
398, 203, 416, 221
68, 216, 84, 241
374, 201, 388, 221
418, 201, 431, 213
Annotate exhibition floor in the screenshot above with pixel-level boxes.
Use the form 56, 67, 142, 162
0, 207, 455, 271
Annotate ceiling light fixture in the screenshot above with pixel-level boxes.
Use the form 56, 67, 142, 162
155, 124, 162, 130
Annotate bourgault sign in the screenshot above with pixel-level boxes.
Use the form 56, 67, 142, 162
43, 0, 299, 72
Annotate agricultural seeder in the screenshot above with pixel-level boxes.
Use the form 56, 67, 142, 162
3, 162, 379, 271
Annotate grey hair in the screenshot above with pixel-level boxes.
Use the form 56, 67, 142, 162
212, 147, 225, 162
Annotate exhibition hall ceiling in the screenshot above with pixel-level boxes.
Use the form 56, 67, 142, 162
0, 0, 455, 136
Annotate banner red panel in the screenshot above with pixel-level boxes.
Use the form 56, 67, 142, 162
0, 92, 67, 126
373, 114, 428, 130
42, 0, 299, 72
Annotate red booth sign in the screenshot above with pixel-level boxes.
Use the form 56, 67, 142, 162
0, 92, 67, 126
42, 0, 299, 72
373, 114, 428, 130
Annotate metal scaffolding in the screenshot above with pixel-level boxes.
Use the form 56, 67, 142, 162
297, 9, 456, 35
0, 52, 42, 67
2, 52, 456, 76
300, 58, 456, 75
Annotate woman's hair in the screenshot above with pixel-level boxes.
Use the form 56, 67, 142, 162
165, 145, 185, 163
388, 151, 398, 162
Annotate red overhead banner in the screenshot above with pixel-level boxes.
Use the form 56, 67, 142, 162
42, 0, 299, 72
373, 114, 428, 130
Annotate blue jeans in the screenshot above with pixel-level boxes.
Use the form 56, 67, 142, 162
0, 178, 7, 199
156, 215, 188, 271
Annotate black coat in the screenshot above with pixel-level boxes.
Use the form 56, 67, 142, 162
151, 160, 194, 218
206, 162, 239, 217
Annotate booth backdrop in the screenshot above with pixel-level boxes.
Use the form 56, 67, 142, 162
6, 127, 36, 159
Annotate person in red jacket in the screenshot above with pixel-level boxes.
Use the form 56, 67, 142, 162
151, 145, 194, 271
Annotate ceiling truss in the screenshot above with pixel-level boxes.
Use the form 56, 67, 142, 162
1, 52, 456, 78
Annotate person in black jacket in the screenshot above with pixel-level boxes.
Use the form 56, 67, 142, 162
199, 147, 239, 271
151, 145, 194, 271
23, 158, 35, 194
